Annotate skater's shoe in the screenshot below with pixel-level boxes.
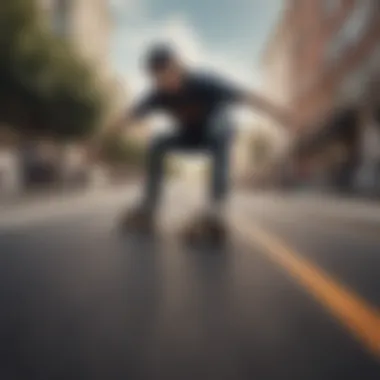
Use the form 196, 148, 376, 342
200, 210, 226, 238
119, 205, 155, 233
182, 206, 227, 245
202, 203, 226, 228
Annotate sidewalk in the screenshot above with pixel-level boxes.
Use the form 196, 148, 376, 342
262, 190, 380, 224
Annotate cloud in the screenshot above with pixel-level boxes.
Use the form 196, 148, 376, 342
112, 8, 259, 90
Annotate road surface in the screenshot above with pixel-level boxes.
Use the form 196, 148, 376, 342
0, 185, 379, 379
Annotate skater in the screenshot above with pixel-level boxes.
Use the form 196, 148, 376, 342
91, 43, 290, 231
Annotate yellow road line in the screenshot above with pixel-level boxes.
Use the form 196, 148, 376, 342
232, 214, 380, 358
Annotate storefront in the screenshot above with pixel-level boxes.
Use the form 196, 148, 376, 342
291, 107, 361, 193
353, 89, 380, 196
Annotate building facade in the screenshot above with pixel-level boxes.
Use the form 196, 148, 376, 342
39, 0, 111, 72
264, 0, 380, 193
290, 0, 380, 131
257, 6, 295, 187
261, 6, 294, 109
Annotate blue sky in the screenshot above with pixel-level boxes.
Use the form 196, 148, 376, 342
109, 0, 283, 94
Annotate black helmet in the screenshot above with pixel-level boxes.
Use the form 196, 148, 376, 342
144, 43, 178, 73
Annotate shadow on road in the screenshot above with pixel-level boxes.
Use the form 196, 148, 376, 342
110, 234, 162, 379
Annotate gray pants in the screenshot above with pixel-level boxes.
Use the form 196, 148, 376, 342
143, 110, 234, 210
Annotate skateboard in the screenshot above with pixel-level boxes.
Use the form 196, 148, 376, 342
117, 208, 157, 238
178, 211, 228, 248
118, 207, 228, 249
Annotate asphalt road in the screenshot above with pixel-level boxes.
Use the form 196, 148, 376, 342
0, 185, 379, 380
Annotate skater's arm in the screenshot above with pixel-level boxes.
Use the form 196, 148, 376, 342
87, 94, 159, 161
205, 73, 293, 128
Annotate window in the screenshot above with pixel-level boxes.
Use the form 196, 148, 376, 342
40, 0, 52, 12
338, 65, 368, 104
52, 0, 70, 36
343, 0, 373, 44
325, 0, 373, 64
325, 26, 346, 64
337, 45, 380, 104
323, 0, 341, 17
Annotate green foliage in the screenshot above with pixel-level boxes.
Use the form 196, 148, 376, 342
0, 0, 107, 140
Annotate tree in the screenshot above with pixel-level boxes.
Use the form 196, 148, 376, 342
0, 0, 107, 141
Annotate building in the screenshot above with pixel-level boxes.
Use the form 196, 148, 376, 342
263, 0, 380, 192
255, 7, 295, 187
261, 5, 294, 109
39, 0, 111, 73
290, 0, 380, 129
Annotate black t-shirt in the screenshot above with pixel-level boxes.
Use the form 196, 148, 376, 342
131, 71, 247, 134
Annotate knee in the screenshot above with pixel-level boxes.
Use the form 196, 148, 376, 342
148, 135, 171, 157
208, 108, 234, 134
208, 123, 235, 147
209, 129, 233, 153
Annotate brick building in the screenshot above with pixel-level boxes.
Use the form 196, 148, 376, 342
259, 4, 294, 187
291, 0, 380, 129
261, 5, 294, 109
263, 0, 380, 191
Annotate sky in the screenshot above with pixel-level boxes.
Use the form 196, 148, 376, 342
109, 0, 284, 96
